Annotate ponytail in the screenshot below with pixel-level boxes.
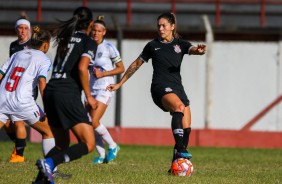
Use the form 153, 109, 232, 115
53, 7, 93, 57
30, 26, 51, 49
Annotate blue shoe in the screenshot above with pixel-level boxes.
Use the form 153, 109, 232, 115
92, 157, 106, 164
36, 158, 54, 184
176, 150, 192, 160
106, 145, 120, 162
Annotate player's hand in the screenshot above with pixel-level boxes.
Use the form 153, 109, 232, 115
107, 83, 121, 92
86, 96, 98, 110
93, 67, 104, 79
197, 44, 206, 55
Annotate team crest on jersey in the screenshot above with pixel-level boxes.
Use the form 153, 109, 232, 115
98, 52, 103, 58
174, 45, 181, 53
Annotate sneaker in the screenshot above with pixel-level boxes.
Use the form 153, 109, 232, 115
176, 150, 192, 160
106, 145, 120, 162
36, 158, 54, 184
52, 170, 72, 179
92, 157, 106, 164
9, 155, 24, 163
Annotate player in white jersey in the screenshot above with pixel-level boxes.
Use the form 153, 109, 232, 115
89, 16, 124, 164
3, 17, 31, 162
0, 26, 55, 164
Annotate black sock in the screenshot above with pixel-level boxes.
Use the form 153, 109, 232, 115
171, 112, 184, 151
15, 138, 26, 156
183, 128, 191, 149
45, 147, 61, 158
51, 142, 89, 167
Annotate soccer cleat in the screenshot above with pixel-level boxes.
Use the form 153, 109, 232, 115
9, 147, 17, 160
36, 158, 55, 184
9, 155, 24, 163
176, 150, 192, 160
106, 145, 120, 163
92, 157, 106, 164
52, 170, 72, 179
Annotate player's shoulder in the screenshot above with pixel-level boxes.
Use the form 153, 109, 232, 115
10, 40, 18, 47
103, 40, 117, 50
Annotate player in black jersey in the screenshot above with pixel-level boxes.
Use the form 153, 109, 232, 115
33, 7, 97, 184
4, 18, 31, 163
107, 12, 206, 171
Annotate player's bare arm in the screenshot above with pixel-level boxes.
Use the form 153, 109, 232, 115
38, 77, 46, 97
189, 44, 206, 55
79, 56, 98, 109
107, 58, 143, 91
93, 61, 125, 79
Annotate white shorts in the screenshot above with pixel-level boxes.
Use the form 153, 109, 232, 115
91, 89, 113, 105
0, 104, 44, 125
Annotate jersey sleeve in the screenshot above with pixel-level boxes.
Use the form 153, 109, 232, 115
139, 42, 152, 63
0, 57, 13, 75
37, 58, 52, 79
182, 40, 193, 55
81, 38, 97, 62
107, 42, 122, 64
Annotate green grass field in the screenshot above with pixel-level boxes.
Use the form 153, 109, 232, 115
0, 142, 281, 184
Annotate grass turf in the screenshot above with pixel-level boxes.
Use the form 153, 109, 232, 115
0, 142, 281, 184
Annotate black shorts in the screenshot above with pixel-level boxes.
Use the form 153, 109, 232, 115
43, 89, 90, 130
151, 83, 190, 112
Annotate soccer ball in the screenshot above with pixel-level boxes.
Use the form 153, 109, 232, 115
170, 158, 194, 176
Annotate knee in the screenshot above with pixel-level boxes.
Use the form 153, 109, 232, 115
173, 103, 185, 113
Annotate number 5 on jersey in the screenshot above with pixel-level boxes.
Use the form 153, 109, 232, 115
5, 67, 25, 92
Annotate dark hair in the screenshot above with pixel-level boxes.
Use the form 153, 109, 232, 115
53, 7, 93, 57
30, 26, 51, 49
157, 12, 179, 39
94, 15, 106, 29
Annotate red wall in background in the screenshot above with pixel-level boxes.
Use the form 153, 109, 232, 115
30, 127, 282, 149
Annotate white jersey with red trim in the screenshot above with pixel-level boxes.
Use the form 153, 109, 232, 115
0, 49, 51, 118
89, 39, 122, 91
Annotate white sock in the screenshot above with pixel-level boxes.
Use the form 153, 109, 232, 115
42, 138, 55, 156
95, 131, 106, 158
95, 124, 116, 149
42, 138, 58, 172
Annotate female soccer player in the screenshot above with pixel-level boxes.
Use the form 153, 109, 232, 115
4, 17, 31, 162
34, 7, 97, 184
0, 26, 54, 163
107, 12, 206, 171
90, 16, 124, 164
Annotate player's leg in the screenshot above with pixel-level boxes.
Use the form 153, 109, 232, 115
182, 106, 192, 150
11, 121, 27, 162
161, 93, 191, 159
3, 120, 18, 160
36, 122, 95, 183
90, 96, 119, 163
29, 117, 55, 156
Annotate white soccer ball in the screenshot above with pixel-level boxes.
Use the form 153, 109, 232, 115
171, 158, 194, 176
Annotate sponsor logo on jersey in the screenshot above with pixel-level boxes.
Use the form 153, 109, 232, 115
174, 45, 181, 53
70, 37, 81, 43
165, 87, 173, 92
